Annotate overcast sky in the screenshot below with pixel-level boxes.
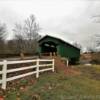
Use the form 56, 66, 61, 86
0, 0, 100, 48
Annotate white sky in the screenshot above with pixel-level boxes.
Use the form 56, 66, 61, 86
0, 0, 100, 48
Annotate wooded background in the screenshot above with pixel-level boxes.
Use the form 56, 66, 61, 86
0, 14, 41, 57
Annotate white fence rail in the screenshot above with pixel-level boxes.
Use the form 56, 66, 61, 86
0, 59, 54, 90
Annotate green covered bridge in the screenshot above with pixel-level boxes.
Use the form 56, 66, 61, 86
38, 35, 80, 63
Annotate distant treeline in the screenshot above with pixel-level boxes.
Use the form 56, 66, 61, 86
81, 52, 100, 64
0, 39, 39, 58
0, 53, 38, 58
0, 14, 41, 58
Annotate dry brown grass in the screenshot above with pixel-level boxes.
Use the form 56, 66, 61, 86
81, 52, 100, 64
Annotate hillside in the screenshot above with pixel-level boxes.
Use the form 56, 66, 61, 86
0, 65, 100, 100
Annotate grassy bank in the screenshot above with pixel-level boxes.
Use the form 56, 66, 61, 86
1, 65, 100, 100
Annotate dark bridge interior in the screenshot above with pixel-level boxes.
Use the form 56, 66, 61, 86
40, 41, 57, 55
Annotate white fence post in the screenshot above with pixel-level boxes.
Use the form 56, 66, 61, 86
67, 59, 69, 67
52, 59, 55, 72
2, 60, 7, 90
36, 59, 39, 78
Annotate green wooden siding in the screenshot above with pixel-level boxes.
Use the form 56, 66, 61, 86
57, 45, 60, 55
59, 43, 80, 61
38, 35, 80, 62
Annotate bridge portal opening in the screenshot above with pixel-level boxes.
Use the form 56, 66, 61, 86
40, 41, 57, 56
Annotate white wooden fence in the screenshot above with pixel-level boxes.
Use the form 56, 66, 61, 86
0, 59, 54, 90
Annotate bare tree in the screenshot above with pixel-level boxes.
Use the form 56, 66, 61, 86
23, 15, 40, 52
13, 23, 26, 54
0, 22, 7, 54
72, 42, 82, 49
91, 15, 100, 47
13, 14, 41, 54
24, 15, 40, 40
0, 22, 7, 40
94, 34, 100, 47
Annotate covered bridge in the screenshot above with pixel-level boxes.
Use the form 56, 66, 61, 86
38, 35, 80, 63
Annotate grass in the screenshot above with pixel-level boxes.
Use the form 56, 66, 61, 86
1, 65, 100, 100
